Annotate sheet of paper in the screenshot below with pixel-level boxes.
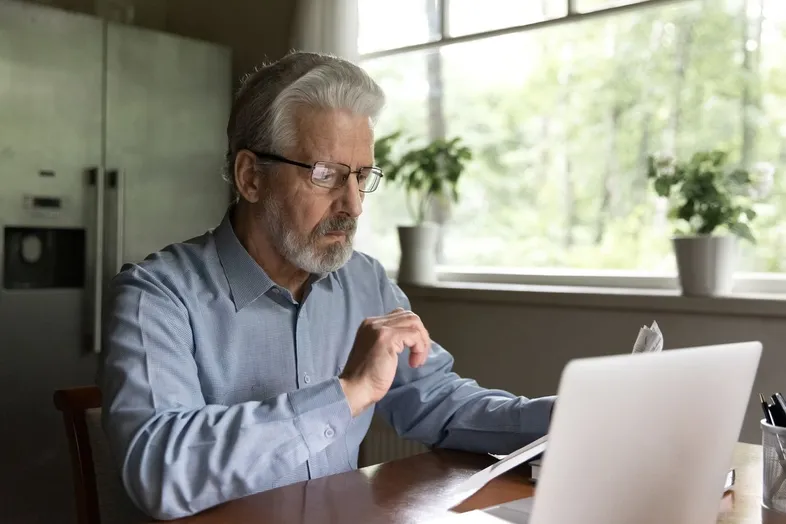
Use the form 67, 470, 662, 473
631, 321, 663, 354
430, 510, 516, 523
482, 497, 535, 523
455, 435, 547, 494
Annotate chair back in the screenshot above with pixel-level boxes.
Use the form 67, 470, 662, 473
53, 386, 147, 524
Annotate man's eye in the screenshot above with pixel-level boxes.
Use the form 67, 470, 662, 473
313, 165, 339, 182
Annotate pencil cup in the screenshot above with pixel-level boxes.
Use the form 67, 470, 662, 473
762, 420, 786, 515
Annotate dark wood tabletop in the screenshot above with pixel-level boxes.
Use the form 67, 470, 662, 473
159, 443, 773, 524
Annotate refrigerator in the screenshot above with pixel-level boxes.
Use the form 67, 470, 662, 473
0, 1, 233, 521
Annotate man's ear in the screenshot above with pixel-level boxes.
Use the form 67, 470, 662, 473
234, 150, 263, 203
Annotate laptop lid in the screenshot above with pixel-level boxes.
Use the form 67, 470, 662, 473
529, 341, 762, 524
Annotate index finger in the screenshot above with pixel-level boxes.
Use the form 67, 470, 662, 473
383, 309, 431, 367
408, 338, 430, 368
408, 322, 430, 368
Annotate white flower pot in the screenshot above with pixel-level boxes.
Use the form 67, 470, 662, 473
397, 224, 438, 285
672, 235, 738, 297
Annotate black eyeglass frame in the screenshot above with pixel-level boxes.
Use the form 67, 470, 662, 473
249, 151, 383, 193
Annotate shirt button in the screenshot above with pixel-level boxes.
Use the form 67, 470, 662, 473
303, 373, 311, 384
271, 288, 280, 294
324, 426, 335, 439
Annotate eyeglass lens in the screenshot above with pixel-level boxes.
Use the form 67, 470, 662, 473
312, 163, 381, 192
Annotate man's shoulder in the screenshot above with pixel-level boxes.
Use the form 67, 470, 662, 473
113, 229, 219, 291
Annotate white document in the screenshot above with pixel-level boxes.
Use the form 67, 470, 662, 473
430, 510, 518, 523
432, 499, 535, 524
481, 497, 535, 523
631, 321, 663, 354
455, 436, 547, 494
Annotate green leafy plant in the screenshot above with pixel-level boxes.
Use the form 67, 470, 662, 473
375, 131, 472, 225
646, 149, 774, 242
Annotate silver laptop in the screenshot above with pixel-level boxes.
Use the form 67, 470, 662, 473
481, 341, 762, 524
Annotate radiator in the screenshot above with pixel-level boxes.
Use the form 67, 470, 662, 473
359, 415, 429, 467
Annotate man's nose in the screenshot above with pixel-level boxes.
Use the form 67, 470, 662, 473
338, 174, 364, 218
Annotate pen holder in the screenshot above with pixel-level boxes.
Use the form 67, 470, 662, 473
762, 420, 786, 515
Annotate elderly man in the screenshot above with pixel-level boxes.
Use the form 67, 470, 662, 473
99, 51, 555, 520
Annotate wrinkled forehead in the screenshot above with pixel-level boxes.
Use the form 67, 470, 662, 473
289, 107, 375, 163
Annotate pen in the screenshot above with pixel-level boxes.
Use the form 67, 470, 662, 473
761, 393, 774, 425
773, 393, 786, 425
771, 394, 786, 427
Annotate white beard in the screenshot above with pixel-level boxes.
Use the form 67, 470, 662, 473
260, 194, 356, 274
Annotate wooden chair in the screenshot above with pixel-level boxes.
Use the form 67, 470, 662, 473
53, 386, 147, 524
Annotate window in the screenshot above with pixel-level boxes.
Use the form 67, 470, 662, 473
447, 0, 566, 36
355, 0, 786, 284
355, 50, 433, 264
576, 0, 646, 12
358, 0, 441, 54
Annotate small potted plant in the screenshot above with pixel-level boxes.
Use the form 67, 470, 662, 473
647, 149, 774, 296
375, 131, 472, 285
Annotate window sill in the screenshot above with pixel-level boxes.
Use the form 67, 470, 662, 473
399, 281, 786, 319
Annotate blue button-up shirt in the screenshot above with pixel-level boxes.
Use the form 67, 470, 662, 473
99, 209, 555, 520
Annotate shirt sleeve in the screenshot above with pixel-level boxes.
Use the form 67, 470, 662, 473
98, 265, 352, 520
373, 275, 556, 456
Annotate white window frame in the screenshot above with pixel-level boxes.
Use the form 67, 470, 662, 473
381, 266, 786, 295
360, 0, 690, 60
361, 0, 786, 297
434, 267, 786, 295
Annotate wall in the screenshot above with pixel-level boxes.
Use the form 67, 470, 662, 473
404, 286, 786, 445
19, 0, 297, 81
165, 0, 297, 83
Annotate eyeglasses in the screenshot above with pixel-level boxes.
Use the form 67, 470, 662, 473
250, 151, 383, 193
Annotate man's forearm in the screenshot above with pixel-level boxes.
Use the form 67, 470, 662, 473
430, 393, 556, 455
377, 343, 555, 456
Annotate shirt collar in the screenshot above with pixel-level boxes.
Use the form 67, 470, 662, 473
214, 208, 276, 311
213, 207, 340, 310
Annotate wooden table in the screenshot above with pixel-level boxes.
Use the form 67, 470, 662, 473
162, 443, 770, 524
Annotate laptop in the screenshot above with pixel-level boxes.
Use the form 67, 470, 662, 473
474, 341, 762, 524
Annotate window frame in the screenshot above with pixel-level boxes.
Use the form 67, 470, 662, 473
359, 0, 689, 60
430, 267, 786, 295
360, 0, 786, 298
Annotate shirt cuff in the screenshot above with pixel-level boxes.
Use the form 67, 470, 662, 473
527, 395, 558, 437
288, 377, 353, 457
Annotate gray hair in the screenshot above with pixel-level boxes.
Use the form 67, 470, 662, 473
223, 51, 386, 195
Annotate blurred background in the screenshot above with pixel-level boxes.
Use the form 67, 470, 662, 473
355, 0, 786, 274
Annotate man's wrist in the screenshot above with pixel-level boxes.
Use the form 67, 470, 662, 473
338, 377, 372, 417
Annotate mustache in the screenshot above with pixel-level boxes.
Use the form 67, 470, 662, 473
315, 216, 357, 236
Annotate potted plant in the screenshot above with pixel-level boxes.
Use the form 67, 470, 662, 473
647, 149, 774, 296
375, 131, 472, 285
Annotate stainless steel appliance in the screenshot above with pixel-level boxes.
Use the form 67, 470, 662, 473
0, 1, 232, 521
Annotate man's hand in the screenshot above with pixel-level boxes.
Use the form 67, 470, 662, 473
339, 308, 431, 416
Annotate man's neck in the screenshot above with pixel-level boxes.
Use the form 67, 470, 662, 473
231, 204, 310, 300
